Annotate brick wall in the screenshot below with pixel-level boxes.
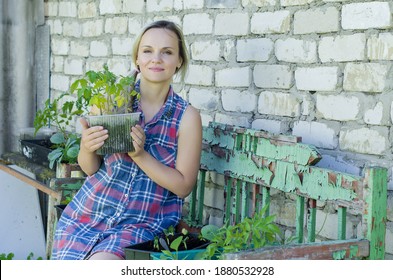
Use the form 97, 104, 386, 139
43, 0, 393, 258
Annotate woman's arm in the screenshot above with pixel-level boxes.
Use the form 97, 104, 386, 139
129, 106, 202, 198
77, 118, 108, 176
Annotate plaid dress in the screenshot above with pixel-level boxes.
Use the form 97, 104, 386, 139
51, 84, 188, 260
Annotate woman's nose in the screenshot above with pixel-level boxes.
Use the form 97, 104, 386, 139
151, 52, 162, 62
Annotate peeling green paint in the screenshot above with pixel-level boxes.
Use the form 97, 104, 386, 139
333, 250, 346, 260
349, 245, 359, 258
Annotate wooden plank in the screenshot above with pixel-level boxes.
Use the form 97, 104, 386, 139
307, 199, 316, 242
0, 163, 60, 200
200, 148, 364, 204
223, 239, 370, 260
296, 196, 304, 243
363, 167, 387, 259
203, 124, 321, 166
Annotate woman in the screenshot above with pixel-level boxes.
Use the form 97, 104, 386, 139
51, 20, 202, 260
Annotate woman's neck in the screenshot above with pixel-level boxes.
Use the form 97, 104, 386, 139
139, 77, 171, 122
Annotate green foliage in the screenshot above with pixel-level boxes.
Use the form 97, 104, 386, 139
201, 205, 281, 260
47, 132, 80, 169
0, 253, 14, 260
69, 64, 139, 115
33, 64, 139, 168
0, 252, 43, 260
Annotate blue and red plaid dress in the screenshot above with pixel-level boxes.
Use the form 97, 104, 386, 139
51, 84, 189, 260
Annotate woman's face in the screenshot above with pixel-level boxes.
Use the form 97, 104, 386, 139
136, 28, 182, 85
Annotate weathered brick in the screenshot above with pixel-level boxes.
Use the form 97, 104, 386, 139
281, 0, 315, 6
51, 38, 69, 55
63, 21, 81, 37
51, 74, 70, 92
316, 94, 359, 121
237, 38, 273, 62
368, 33, 393, 60
207, 0, 238, 8
183, 13, 213, 35
185, 65, 214, 86
275, 38, 317, 63
293, 121, 339, 149
242, 0, 275, 7
64, 58, 84, 75
123, 0, 144, 13
215, 67, 250, 87
254, 64, 292, 89
99, 0, 122, 15
343, 63, 389, 92
112, 37, 133, 55
82, 20, 104, 37
295, 66, 338, 91
342, 2, 392, 30
107, 58, 132, 77
78, 2, 97, 19
188, 88, 219, 111
146, 0, 173, 12
364, 102, 384, 125
251, 11, 290, 34
215, 13, 249, 36
51, 56, 64, 73
191, 41, 220, 61
105, 17, 128, 35
58, 1, 77, 17
258, 91, 301, 117
294, 7, 339, 34
222, 89, 256, 112
251, 118, 290, 134
90, 41, 109, 57
45, 2, 58, 17
70, 41, 89, 57
319, 34, 366, 62
339, 127, 388, 155
215, 113, 250, 128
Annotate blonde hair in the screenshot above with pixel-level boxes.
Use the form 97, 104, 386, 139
132, 20, 189, 83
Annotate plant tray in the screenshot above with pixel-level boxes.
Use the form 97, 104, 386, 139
86, 112, 141, 155
124, 233, 209, 260
20, 139, 52, 166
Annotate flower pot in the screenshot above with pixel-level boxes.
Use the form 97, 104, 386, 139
86, 112, 141, 155
20, 139, 52, 167
54, 204, 66, 219
124, 233, 210, 260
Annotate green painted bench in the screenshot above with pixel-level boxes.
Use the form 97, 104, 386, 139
184, 122, 387, 260
45, 121, 387, 260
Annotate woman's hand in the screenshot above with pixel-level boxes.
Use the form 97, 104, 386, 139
79, 118, 108, 153
128, 124, 146, 158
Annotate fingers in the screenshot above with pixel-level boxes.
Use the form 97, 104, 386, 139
81, 126, 108, 153
79, 118, 90, 130
130, 125, 145, 147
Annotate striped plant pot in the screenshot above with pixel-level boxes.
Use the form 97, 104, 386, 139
86, 112, 141, 155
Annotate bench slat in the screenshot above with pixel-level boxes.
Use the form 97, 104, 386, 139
223, 239, 370, 260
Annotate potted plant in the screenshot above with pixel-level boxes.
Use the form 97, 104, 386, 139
124, 226, 210, 260
33, 64, 141, 167
70, 64, 140, 155
200, 205, 281, 260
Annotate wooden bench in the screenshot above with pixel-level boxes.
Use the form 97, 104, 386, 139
184, 122, 387, 260
44, 121, 388, 260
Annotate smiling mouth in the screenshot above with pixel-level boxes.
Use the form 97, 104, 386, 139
149, 67, 164, 72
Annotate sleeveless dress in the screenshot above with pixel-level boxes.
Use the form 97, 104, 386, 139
51, 84, 189, 260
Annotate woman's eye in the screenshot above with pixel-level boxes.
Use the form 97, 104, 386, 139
163, 51, 172, 55
143, 49, 151, 53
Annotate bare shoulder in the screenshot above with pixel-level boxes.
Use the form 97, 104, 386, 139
179, 105, 202, 133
